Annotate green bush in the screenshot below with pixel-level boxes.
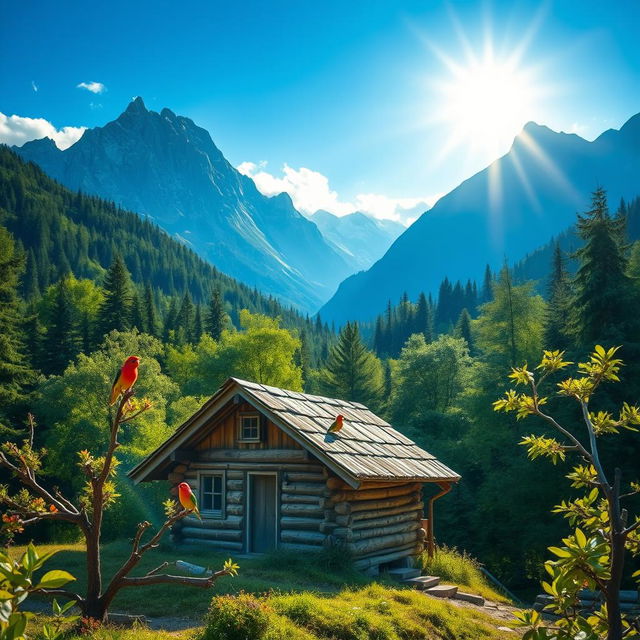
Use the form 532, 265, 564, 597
198, 592, 271, 640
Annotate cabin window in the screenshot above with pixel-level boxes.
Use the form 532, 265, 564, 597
238, 413, 261, 442
200, 474, 224, 516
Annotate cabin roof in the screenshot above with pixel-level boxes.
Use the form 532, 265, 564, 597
128, 377, 460, 488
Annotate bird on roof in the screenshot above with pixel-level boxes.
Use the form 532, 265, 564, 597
324, 414, 344, 443
178, 482, 201, 520
327, 414, 344, 434
109, 356, 140, 406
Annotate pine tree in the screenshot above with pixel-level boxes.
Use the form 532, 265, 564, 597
193, 305, 203, 342
130, 292, 146, 334
373, 316, 386, 357
205, 288, 227, 341
435, 277, 453, 330
321, 322, 383, 409
454, 308, 475, 355
572, 187, 636, 345
481, 264, 493, 303
143, 283, 158, 337
296, 329, 312, 389
0, 227, 33, 423
43, 276, 80, 375
175, 291, 195, 344
96, 255, 131, 339
163, 299, 178, 343
544, 244, 572, 350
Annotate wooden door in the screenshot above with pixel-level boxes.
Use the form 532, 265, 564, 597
249, 474, 277, 553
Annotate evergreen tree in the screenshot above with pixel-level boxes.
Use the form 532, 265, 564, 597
373, 316, 386, 357
193, 305, 203, 342
0, 227, 33, 424
321, 322, 383, 410
572, 187, 636, 345
130, 292, 146, 334
43, 276, 80, 375
544, 244, 572, 350
143, 283, 158, 337
481, 264, 493, 303
205, 288, 227, 341
163, 299, 178, 343
414, 292, 429, 338
23, 250, 40, 300
96, 255, 131, 339
175, 291, 195, 344
296, 328, 312, 389
435, 277, 453, 330
454, 308, 475, 355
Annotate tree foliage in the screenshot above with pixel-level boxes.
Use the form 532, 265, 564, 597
495, 347, 640, 640
320, 322, 383, 409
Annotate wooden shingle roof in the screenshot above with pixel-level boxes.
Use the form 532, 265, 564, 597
128, 377, 460, 487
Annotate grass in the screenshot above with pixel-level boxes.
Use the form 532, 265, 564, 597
195, 584, 516, 640
15, 541, 515, 639
12, 540, 373, 618
418, 546, 509, 603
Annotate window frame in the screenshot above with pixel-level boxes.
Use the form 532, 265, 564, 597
197, 470, 226, 519
237, 412, 262, 443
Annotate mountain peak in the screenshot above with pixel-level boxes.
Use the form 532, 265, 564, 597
125, 96, 147, 115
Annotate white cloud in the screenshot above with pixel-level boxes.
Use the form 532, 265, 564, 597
0, 113, 86, 150
31, 81, 38, 92
237, 161, 438, 225
77, 81, 106, 94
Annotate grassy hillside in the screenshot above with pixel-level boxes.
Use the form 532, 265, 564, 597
17, 542, 514, 639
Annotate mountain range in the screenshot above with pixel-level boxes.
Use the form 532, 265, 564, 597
319, 112, 640, 324
14, 98, 355, 313
308, 210, 405, 272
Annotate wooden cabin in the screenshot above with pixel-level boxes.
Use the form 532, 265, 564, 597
128, 377, 460, 571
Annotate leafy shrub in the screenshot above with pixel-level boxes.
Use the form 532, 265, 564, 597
198, 592, 271, 640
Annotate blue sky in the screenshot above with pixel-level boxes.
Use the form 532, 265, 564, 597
1, 0, 639, 222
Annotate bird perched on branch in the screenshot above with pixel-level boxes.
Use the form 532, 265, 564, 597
326, 414, 344, 435
178, 482, 201, 520
109, 355, 141, 406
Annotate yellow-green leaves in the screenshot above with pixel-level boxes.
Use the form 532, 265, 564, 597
566, 464, 597, 489
508, 365, 533, 386
520, 435, 567, 464
536, 349, 572, 373
493, 390, 545, 420
222, 558, 240, 577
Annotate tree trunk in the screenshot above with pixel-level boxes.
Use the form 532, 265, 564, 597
606, 531, 625, 640
84, 525, 104, 621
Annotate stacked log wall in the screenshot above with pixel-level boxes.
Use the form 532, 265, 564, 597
323, 476, 425, 568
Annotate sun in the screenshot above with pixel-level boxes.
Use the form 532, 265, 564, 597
437, 53, 537, 160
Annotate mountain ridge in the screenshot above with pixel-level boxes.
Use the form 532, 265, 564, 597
319, 111, 640, 325
14, 97, 353, 313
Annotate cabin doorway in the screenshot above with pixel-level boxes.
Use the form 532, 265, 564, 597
247, 473, 278, 553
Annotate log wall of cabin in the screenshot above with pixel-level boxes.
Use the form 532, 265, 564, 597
166, 400, 426, 564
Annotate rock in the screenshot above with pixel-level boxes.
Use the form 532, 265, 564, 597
454, 591, 485, 606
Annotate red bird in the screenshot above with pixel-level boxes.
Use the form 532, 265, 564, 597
109, 356, 141, 405
326, 414, 344, 434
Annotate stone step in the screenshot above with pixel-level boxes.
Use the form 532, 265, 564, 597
454, 591, 485, 606
425, 584, 458, 598
387, 567, 421, 580
404, 575, 441, 589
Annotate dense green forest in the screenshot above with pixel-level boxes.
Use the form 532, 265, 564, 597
1, 144, 639, 592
